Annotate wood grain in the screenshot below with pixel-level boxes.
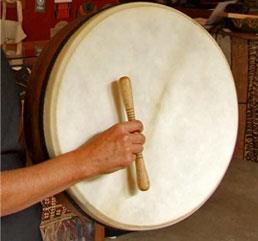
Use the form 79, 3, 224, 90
119, 76, 150, 191
231, 37, 249, 104
222, 12, 258, 19
94, 223, 105, 241
233, 104, 247, 160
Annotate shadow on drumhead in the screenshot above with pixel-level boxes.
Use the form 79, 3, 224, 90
111, 80, 126, 123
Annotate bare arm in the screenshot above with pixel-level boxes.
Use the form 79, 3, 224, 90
1, 120, 145, 216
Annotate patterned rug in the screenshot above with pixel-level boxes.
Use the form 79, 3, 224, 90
40, 196, 95, 241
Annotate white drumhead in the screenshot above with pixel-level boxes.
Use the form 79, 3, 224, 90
44, 3, 238, 230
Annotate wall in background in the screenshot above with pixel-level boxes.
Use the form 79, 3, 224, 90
4, 0, 119, 41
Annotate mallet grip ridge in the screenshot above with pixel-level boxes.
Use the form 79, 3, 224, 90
119, 76, 150, 191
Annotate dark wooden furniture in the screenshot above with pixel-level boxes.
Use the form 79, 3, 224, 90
3, 40, 48, 68
230, 32, 258, 161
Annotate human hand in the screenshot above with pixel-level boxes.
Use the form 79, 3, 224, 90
74, 120, 145, 177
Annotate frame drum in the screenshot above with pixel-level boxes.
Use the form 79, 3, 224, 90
25, 2, 238, 231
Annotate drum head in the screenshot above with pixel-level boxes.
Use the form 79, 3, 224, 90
43, 3, 238, 230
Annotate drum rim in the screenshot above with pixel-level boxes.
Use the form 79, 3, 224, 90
24, 14, 93, 163
29, 2, 239, 231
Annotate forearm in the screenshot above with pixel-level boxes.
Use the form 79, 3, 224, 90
1, 150, 90, 216
1, 121, 144, 217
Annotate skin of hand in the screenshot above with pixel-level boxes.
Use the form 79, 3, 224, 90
1, 120, 145, 216
75, 120, 145, 176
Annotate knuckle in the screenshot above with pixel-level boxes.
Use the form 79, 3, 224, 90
114, 123, 122, 131
114, 123, 124, 132
136, 120, 144, 131
124, 146, 131, 153
122, 134, 129, 142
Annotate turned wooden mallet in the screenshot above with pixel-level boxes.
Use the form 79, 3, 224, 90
119, 76, 150, 191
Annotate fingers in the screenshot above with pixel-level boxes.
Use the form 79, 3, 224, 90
122, 120, 143, 133
117, 121, 145, 154
130, 133, 145, 144
131, 144, 144, 154
108, 121, 145, 162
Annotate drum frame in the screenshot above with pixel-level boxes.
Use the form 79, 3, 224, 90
24, 2, 238, 231
24, 16, 91, 163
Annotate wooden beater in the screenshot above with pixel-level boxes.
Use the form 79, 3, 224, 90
119, 76, 150, 191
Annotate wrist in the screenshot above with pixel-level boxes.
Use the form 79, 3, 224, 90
70, 147, 99, 181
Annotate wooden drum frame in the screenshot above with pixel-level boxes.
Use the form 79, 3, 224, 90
24, 2, 238, 231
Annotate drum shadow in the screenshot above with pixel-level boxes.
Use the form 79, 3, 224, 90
111, 80, 126, 123
112, 80, 138, 196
